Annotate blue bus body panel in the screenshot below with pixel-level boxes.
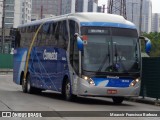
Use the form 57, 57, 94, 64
28, 47, 69, 92
92, 78, 133, 87
13, 48, 28, 84
13, 47, 69, 92
80, 22, 137, 29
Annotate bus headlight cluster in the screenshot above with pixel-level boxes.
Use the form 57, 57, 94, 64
130, 78, 140, 87
82, 75, 95, 86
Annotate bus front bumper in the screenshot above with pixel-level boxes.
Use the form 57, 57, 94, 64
77, 79, 141, 97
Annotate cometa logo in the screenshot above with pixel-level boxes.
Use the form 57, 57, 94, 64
43, 49, 58, 60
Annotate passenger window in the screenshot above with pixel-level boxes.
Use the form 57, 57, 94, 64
48, 23, 56, 46
53, 21, 69, 49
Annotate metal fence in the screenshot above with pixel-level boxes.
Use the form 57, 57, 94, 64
0, 54, 13, 69
141, 57, 160, 100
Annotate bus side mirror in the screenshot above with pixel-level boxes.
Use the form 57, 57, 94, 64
74, 33, 84, 51
139, 36, 151, 54
145, 37, 151, 54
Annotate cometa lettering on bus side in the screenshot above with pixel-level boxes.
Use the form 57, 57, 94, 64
43, 49, 57, 60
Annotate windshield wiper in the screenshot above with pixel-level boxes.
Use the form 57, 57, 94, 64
113, 43, 127, 72
98, 43, 110, 72
114, 43, 118, 63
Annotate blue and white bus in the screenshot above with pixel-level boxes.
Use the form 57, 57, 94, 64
13, 13, 151, 104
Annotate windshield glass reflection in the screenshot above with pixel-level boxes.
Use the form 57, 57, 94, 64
83, 35, 111, 72
82, 27, 140, 73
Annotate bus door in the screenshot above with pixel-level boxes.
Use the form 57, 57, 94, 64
69, 20, 79, 91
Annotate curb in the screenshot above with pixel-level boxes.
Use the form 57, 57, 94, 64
0, 69, 13, 74
0, 69, 13, 72
125, 97, 160, 106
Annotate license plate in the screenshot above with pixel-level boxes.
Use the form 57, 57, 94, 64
107, 89, 117, 94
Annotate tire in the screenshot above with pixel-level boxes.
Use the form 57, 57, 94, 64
26, 74, 34, 94
63, 79, 76, 101
112, 97, 124, 104
22, 74, 42, 94
22, 77, 27, 93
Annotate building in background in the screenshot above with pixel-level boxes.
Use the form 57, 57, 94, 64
97, 6, 102, 12
75, 0, 88, 12
0, 0, 32, 28
108, 0, 127, 19
0, 0, 32, 53
88, 0, 98, 12
61, 0, 75, 15
107, 0, 152, 33
141, 0, 152, 33
152, 13, 160, 32
31, 0, 99, 20
20, 0, 32, 25
0, 0, 17, 28
126, 0, 152, 33
61, 0, 98, 15
32, 0, 60, 20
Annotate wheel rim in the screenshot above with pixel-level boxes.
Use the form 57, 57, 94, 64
65, 82, 71, 99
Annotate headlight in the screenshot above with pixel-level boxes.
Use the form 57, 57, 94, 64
129, 78, 140, 87
135, 78, 139, 82
82, 75, 95, 86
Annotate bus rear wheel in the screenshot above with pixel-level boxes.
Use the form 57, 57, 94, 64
26, 75, 42, 94
112, 97, 124, 104
22, 78, 27, 93
26, 74, 34, 94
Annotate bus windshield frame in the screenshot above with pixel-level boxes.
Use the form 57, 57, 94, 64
81, 26, 140, 74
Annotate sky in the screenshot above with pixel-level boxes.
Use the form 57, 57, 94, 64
98, 0, 160, 13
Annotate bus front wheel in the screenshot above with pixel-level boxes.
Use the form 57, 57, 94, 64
63, 79, 76, 101
112, 97, 124, 104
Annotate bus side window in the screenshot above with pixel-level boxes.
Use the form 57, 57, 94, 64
59, 20, 69, 50
34, 25, 40, 46
27, 26, 32, 47
69, 20, 79, 74
48, 22, 56, 46
55, 21, 66, 49
53, 21, 69, 49
41, 23, 50, 46
45, 23, 51, 46
54, 22, 60, 47
24, 27, 31, 47
36, 25, 43, 46
20, 27, 26, 47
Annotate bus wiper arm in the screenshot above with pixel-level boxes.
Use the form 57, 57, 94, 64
98, 53, 110, 72
98, 43, 110, 72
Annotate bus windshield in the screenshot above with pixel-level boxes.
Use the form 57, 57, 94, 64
82, 27, 140, 73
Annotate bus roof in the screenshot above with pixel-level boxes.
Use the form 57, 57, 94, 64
18, 12, 136, 29
68, 12, 136, 29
